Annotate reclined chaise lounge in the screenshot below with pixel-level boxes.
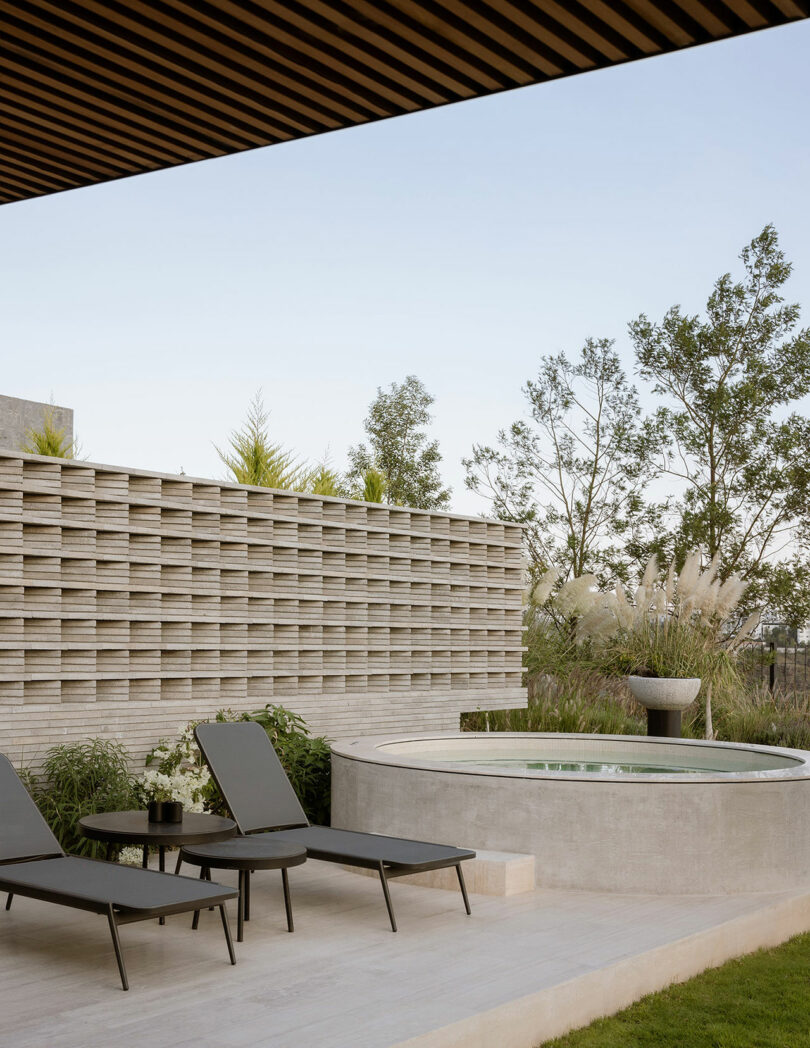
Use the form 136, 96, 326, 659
0, 753, 238, 990
195, 721, 475, 932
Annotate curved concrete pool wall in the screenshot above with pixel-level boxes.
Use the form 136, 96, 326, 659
331, 733, 810, 895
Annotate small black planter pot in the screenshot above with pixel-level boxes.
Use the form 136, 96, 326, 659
147, 800, 164, 823
161, 801, 184, 823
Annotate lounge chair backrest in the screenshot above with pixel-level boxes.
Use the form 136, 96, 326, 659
0, 753, 64, 864
195, 722, 310, 834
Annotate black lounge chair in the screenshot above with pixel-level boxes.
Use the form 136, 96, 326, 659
0, 753, 239, 990
195, 721, 475, 932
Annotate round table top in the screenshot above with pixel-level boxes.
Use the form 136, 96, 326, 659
179, 836, 308, 871
78, 810, 237, 847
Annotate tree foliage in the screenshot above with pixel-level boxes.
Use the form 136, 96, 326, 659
464, 339, 664, 586
216, 391, 314, 492
631, 225, 810, 623
348, 375, 451, 510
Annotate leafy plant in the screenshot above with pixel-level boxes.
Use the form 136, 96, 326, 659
21, 406, 82, 459
143, 709, 248, 813
247, 704, 331, 825
361, 466, 387, 503
308, 457, 346, 497
631, 224, 810, 624
216, 391, 312, 491
464, 338, 665, 589
348, 375, 451, 509
143, 706, 331, 825
28, 739, 141, 858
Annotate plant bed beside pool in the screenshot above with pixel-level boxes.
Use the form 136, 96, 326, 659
331, 733, 810, 895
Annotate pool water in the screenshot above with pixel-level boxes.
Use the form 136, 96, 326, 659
455, 758, 732, 775
380, 736, 805, 776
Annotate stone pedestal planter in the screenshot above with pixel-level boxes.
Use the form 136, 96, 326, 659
627, 676, 701, 738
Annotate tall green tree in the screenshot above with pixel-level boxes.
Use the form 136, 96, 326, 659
216, 392, 311, 491
464, 339, 665, 586
348, 376, 451, 510
631, 225, 810, 623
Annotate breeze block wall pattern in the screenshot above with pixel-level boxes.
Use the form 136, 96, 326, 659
0, 451, 526, 767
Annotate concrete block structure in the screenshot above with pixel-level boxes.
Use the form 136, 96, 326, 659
0, 394, 73, 454
0, 451, 525, 767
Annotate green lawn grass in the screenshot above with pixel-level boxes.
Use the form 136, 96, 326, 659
540, 932, 810, 1048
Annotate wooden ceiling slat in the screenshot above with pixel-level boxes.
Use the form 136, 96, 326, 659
0, 158, 70, 193
0, 33, 277, 155
0, 89, 190, 168
468, 0, 619, 66
174, 0, 399, 118
193, 0, 436, 115
9, 2, 320, 141
740, 0, 789, 20
506, 0, 649, 58
513, 0, 637, 60
0, 0, 805, 205
627, 0, 713, 41
0, 121, 135, 179
684, 0, 751, 32
317, 0, 532, 87
577, 1, 673, 51
384, 0, 575, 78
235, 0, 479, 103
0, 48, 268, 156
1, 137, 128, 184
108, 0, 387, 125
0, 176, 48, 200
46, 0, 349, 134
0, 62, 232, 161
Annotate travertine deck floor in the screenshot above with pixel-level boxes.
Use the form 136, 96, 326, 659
2, 860, 809, 1048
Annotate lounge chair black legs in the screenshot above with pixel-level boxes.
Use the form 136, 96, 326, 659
375, 861, 472, 933
281, 868, 293, 933
377, 861, 397, 932
456, 863, 471, 916
5, 893, 13, 911
106, 904, 129, 992
219, 905, 237, 965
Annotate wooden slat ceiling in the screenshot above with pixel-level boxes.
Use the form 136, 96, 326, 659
1, 0, 808, 204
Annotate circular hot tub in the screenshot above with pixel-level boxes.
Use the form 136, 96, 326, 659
331, 733, 810, 894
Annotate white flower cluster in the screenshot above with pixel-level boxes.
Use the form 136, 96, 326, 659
141, 766, 210, 811
118, 845, 144, 867
139, 721, 211, 811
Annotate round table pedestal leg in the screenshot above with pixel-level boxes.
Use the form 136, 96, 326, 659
158, 846, 166, 924
237, 869, 245, 943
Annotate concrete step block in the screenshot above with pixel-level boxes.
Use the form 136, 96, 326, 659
346, 849, 536, 896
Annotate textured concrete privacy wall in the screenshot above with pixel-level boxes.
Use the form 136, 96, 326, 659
0, 451, 525, 767
0, 394, 73, 453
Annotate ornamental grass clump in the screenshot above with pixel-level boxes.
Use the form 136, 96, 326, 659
572, 552, 760, 737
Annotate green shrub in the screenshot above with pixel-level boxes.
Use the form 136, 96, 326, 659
462, 670, 646, 737
247, 704, 332, 825
27, 739, 141, 858
688, 688, 810, 750
143, 705, 331, 825
466, 671, 810, 752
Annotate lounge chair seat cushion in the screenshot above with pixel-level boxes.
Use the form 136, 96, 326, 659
0, 856, 236, 915
265, 825, 475, 872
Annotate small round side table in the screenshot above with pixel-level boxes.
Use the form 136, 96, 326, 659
78, 810, 236, 924
175, 837, 307, 942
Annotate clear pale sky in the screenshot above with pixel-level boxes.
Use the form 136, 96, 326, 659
1, 20, 808, 514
